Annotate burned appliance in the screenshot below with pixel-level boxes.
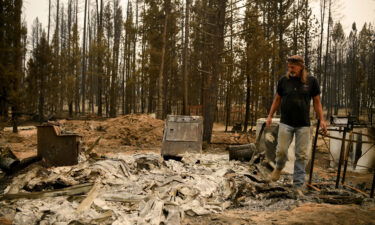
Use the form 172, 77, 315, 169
37, 125, 81, 167
161, 115, 203, 159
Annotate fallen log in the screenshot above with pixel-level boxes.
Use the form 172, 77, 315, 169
0, 146, 41, 174
13, 155, 41, 173
0, 183, 93, 201
0, 147, 20, 173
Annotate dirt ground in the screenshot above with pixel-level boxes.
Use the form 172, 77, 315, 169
1, 114, 374, 225
0, 114, 165, 159
183, 203, 375, 225
0, 114, 254, 158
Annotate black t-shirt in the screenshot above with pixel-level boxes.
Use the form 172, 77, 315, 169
277, 75, 321, 127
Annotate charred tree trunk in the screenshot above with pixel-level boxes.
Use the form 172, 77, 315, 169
322, 0, 331, 115
48, 0, 51, 43
12, 0, 23, 133
110, 2, 122, 117
156, 0, 170, 120
317, 0, 326, 83
202, 0, 227, 143
96, 0, 103, 116
182, 0, 190, 115
243, 62, 251, 132
81, 0, 88, 115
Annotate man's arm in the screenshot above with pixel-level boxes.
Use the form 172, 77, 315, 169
266, 94, 282, 127
312, 95, 327, 133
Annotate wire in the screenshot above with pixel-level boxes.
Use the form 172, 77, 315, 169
358, 144, 375, 161
321, 135, 336, 162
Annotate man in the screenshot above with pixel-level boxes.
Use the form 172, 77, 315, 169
266, 55, 327, 191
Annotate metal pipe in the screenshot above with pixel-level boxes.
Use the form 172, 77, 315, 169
318, 132, 374, 144
342, 132, 353, 185
336, 129, 347, 188
326, 128, 375, 138
371, 169, 375, 198
309, 120, 320, 185
256, 122, 266, 144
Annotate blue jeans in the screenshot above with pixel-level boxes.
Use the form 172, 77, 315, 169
275, 123, 311, 187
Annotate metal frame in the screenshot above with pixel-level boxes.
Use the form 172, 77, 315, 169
308, 119, 375, 198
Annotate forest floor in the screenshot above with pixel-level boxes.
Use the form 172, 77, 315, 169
0, 114, 374, 225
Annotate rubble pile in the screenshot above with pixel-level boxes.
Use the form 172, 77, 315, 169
0, 152, 301, 225
61, 114, 165, 150
211, 132, 254, 145
0, 114, 165, 160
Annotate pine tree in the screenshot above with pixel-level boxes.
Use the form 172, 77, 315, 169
27, 32, 52, 122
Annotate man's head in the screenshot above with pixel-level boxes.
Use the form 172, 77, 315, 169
286, 55, 308, 83
287, 55, 304, 76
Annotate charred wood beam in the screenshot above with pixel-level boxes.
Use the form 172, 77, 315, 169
0, 183, 93, 201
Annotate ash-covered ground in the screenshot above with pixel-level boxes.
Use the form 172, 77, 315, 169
0, 114, 374, 225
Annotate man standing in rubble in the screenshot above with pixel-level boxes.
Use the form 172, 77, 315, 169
266, 55, 327, 192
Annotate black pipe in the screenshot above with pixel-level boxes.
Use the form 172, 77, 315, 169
336, 129, 347, 188
371, 169, 375, 198
256, 122, 266, 143
341, 133, 353, 185
308, 120, 320, 185
341, 155, 349, 185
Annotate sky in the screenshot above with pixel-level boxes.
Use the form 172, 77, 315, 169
310, 0, 375, 33
23, 0, 375, 37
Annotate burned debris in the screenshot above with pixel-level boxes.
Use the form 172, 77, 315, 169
0, 115, 374, 225
0, 146, 40, 175
1, 148, 372, 225
37, 124, 81, 167
161, 115, 203, 160
0, 146, 20, 174
0, 153, 295, 224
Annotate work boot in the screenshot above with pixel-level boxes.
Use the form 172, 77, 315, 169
270, 168, 282, 182
294, 185, 305, 198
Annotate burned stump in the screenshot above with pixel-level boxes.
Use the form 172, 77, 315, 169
0, 147, 20, 173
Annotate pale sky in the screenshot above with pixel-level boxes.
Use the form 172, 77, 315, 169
310, 0, 375, 33
23, 0, 375, 38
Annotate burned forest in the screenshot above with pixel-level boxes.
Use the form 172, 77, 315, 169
1, 0, 375, 224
